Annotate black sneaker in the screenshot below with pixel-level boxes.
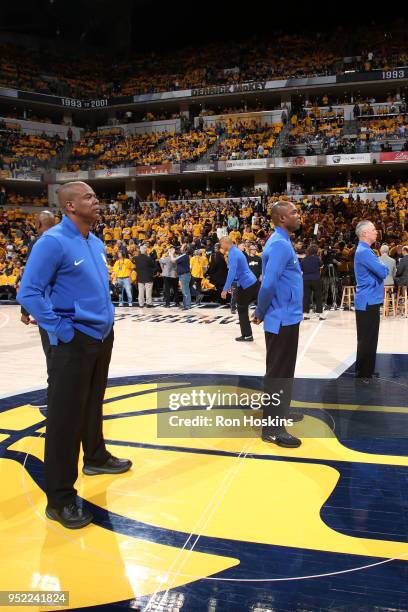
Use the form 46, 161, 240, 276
262, 431, 301, 448
235, 335, 254, 342
145, 304, 154, 308
46, 502, 93, 529
83, 456, 132, 476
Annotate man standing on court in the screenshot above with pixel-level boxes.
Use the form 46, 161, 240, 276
220, 236, 259, 341
354, 220, 388, 381
18, 181, 132, 530
20, 211, 55, 394
253, 201, 303, 448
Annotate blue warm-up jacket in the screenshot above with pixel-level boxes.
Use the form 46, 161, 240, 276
256, 226, 303, 334
354, 241, 388, 311
223, 246, 257, 292
17, 215, 114, 345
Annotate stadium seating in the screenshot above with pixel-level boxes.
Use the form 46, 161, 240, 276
285, 108, 345, 155
356, 115, 408, 152
1, 25, 408, 98
0, 122, 65, 170
212, 120, 282, 160
67, 128, 217, 169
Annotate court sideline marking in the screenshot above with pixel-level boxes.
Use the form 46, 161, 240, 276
296, 319, 325, 367
144, 440, 255, 611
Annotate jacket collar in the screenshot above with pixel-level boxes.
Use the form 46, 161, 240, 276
358, 240, 371, 249
61, 214, 90, 239
274, 226, 291, 241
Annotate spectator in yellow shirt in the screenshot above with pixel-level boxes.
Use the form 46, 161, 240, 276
113, 226, 122, 241
0, 270, 18, 299
113, 252, 133, 306
242, 225, 256, 241
229, 229, 241, 244
190, 249, 208, 304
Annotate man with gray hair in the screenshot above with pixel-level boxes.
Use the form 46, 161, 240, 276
354, 220, 388, 381
379, 244, 396, 286
134, 244, 156, 307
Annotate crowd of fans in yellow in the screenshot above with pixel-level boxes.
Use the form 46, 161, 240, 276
288, 110, 344, 145
1, 183, 408, 301
1, 25, 408, 98
213, 121, 282, 161
358, 115, 408, 143
0, 122, 65, 171
65, 127, 218, 170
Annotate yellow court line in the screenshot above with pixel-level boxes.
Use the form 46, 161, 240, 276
292, 401, 408, 414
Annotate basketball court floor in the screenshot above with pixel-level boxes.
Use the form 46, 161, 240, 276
1, 303, 407, 611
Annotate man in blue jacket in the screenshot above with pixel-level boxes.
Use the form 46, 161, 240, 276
18, 181, 132, 529
220, 237, 259, 341
253, 201, 303, 448
354, 220, 388, 381
20, 210, 55, 406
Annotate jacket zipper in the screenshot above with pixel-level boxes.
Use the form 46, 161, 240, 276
86, 240, 112, 341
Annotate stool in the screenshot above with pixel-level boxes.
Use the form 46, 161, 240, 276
396, 285, 408, 317
340, 286, 355, 309
383, 286, 396, 317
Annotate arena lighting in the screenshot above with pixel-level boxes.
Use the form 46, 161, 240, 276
344, 70, 356, 73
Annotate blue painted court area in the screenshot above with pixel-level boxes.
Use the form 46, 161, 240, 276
0, 357, 407, 611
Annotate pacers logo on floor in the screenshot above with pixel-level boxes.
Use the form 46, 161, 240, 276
0, 373, 407, 610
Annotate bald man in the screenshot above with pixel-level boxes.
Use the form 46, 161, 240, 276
21, 211, 55, 362
220, 236, 259, 341
18, 181, 131, 529
253, 201, 303, 448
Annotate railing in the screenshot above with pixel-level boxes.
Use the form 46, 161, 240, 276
0, 117, 82, 140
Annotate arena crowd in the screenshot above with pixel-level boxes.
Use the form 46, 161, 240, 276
1, 184, 408, 307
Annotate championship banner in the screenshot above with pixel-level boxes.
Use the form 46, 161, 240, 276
325, 153, 371, 165
379, 151, 408, 163
17, 90, 133, 109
